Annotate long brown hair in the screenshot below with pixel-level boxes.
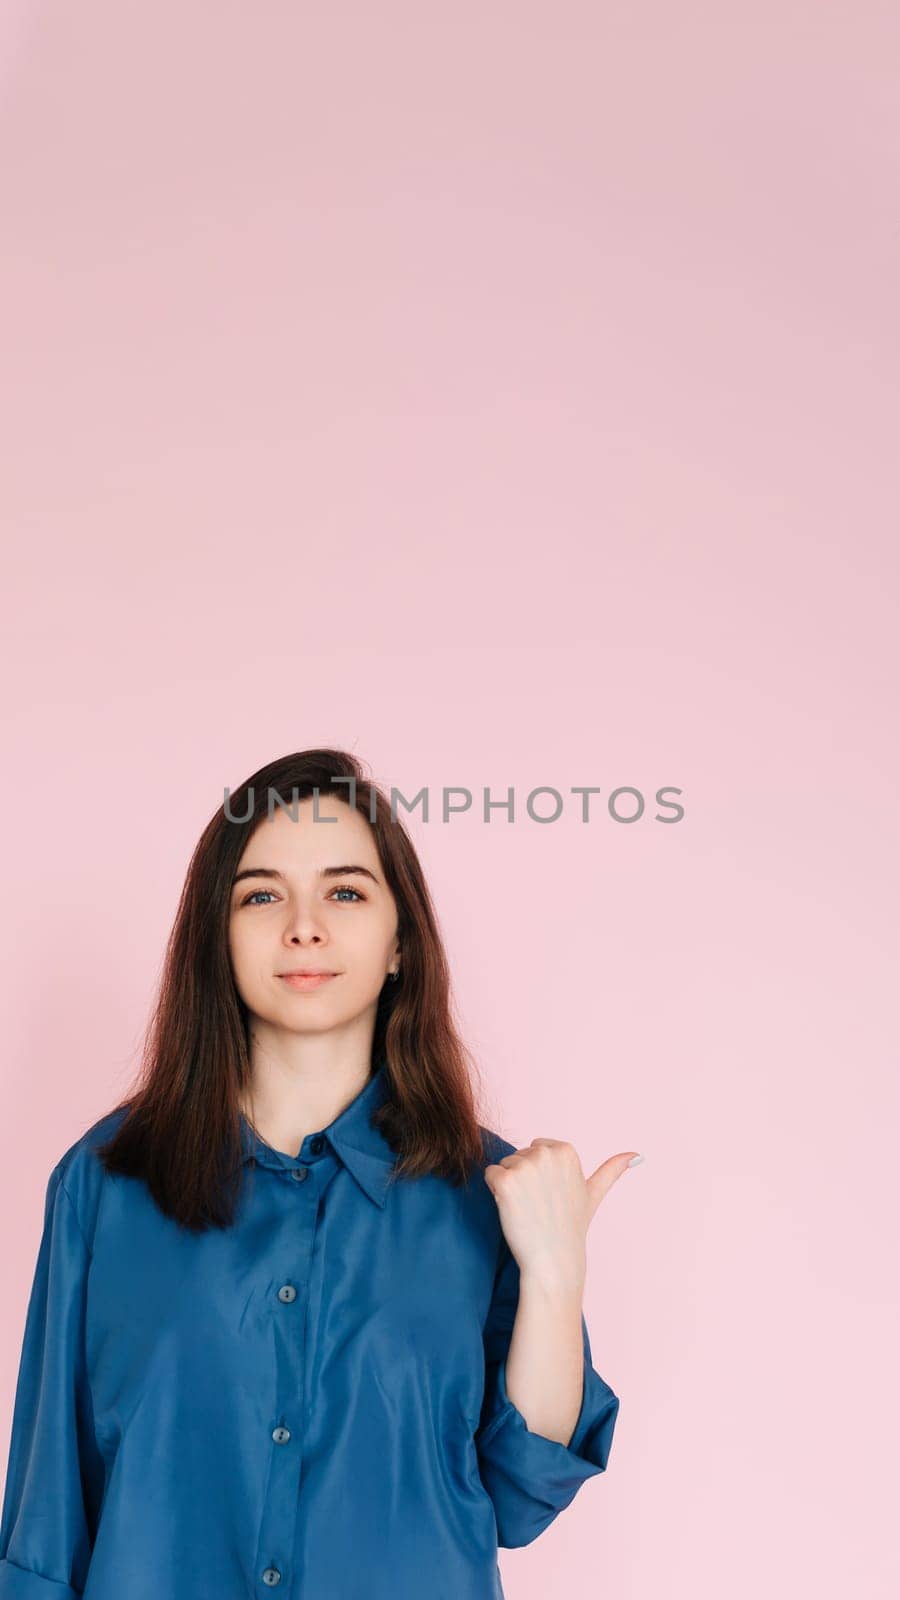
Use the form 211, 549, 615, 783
96, 749, 500, 1233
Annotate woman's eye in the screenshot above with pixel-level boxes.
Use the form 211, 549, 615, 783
239, 886, 364, 907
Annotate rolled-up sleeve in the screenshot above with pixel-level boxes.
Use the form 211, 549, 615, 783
0, 1166, 102, 1598
474, 1236, 620, 1549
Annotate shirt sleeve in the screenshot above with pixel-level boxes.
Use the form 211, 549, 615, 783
474, 1234, 620, 1549
0, 1165, 103, 1598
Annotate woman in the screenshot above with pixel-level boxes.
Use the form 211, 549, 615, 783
0, 748, 637, 1600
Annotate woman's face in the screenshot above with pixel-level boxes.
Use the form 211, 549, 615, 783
227, 797, 401, 1039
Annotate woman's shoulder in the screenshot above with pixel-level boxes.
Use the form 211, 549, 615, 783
45, 1104, 131, 1238
53, 1103, 131, 1175
477, 1125, 518, 1165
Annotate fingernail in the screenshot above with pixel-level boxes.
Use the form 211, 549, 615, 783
626, 1153, 644, 1168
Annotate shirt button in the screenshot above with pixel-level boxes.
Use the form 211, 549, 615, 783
310, 1135, 325, 1154
272, 1426, 291, 1444
277, 1284, 297, 1303
290, 1167, 308, 1182
262, 1567, 282, 1586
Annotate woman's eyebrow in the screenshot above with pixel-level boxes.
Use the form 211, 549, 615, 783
232, 864, 381, 886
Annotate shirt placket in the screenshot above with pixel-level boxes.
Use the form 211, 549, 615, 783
252, 1136, 339, 1594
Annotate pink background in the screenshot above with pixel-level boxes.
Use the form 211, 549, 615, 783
1, 3, 897, 1595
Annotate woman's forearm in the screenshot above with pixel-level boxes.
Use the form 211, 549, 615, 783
504, 1268, 586, 1447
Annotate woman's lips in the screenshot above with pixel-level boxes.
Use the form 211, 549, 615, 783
278, 973, 339, 991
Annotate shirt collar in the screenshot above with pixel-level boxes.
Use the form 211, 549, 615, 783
238, 1061, 396, 1208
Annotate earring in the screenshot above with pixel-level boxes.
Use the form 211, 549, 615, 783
389, 969, 400, 982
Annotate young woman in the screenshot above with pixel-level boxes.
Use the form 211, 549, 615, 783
0, 748, 638, 1600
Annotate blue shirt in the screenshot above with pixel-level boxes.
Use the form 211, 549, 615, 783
0, 1063, 620, 1599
